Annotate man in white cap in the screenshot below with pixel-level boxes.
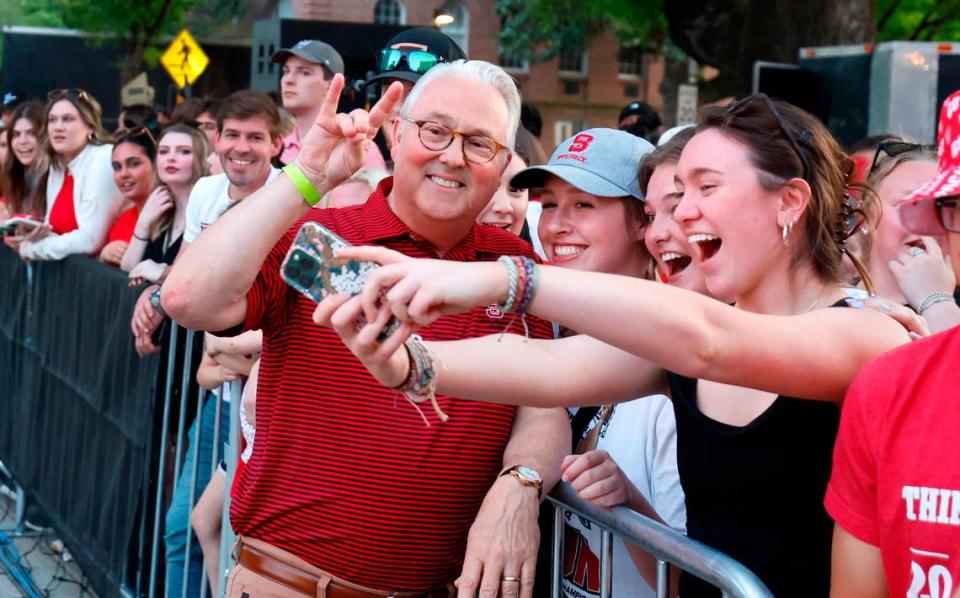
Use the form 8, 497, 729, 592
826, 90, 960, 598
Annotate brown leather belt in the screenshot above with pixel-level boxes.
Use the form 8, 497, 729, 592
236, 540, 452, 598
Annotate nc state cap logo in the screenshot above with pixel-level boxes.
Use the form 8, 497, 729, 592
567, 134, 594, 153
485, 303, 504, 319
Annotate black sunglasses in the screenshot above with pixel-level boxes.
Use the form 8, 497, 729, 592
868, 140, 936, 178
114, 126, 157, 147
47, 88, 94, 105
727, 93, 812, 181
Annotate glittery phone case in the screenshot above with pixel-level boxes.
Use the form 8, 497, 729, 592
280, 221, 400, 338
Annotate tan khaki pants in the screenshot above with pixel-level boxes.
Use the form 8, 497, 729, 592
225, 536, 455, 598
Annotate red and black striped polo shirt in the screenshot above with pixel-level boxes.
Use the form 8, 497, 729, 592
230, 178, 552, 591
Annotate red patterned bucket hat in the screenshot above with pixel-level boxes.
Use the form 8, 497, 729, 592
898, 90, 960, 234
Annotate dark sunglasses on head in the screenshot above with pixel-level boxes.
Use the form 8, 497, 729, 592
727, 93, 812, 181
47, 88, 94, 105
376, 49, 443, 75
114, 125, 157, 147
869, 140, 936, 178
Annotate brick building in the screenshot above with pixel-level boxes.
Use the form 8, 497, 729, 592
269, 0, 665, 152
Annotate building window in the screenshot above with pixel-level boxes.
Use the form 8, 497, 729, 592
439, 2, 469, 55
374, 0, 405, 25
554, 119, 587, 147
559, 47, 587, 77
618, 46, 645, 77
500, 50, 528, 73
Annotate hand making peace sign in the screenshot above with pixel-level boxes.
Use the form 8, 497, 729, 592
294, 74, 404, 193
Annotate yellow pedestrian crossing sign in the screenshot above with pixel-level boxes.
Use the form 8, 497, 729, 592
161, 29, 209, 88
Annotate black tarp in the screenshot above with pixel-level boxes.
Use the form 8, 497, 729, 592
0, 247, 160, 597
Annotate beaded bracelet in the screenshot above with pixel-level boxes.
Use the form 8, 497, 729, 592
398, 334, 448, 425
497, 255, 521, 313
513, 256, 528, 308
917, 291, 955, 315
514, 256, 537, 315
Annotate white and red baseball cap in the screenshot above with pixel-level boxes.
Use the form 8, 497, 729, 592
897, 90, 960, 234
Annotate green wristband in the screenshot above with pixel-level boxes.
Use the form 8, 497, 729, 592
283, 163, 323, 207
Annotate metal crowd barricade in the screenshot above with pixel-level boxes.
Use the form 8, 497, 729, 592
133, 324, 768, 598
142, 325, 235, 598
547, 484, 773, 598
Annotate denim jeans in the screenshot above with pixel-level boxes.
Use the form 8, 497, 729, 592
164, 392, 230, 598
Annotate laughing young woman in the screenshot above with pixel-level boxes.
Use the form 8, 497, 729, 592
316, 95, 909, 597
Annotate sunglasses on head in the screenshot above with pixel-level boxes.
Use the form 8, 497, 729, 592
47, 88, 94, 105
868, 140, 936, 178
727, 93, 812, 181
114, 125, 157, 146
376, 49, 443, 75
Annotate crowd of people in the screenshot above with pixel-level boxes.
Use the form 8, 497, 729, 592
2, 23, 959, 598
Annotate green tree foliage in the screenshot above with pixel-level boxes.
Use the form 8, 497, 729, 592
498, 0, 960, 97
1, 0, 244, 82
0, 0, 66, 65
497, 0, 667, 60
876, 0, 960, 40
52, 0, 204, 82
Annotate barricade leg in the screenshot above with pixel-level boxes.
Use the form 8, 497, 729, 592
599, 530, 613, 598
656, 558, 669, 598
197, 391, 224, 598
216, 390, 240, 598
166, 388, 231, 598
183, 386, 205, 598
551, 506, 563, 598
148, 324, 180, 598
173, 331, 198, 484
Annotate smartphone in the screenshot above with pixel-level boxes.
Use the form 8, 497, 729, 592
3, 216, 40, 230
2, 215, 41, 236
281, 221, 400, 338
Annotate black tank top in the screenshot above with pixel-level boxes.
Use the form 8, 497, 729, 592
668, 373, 839, 597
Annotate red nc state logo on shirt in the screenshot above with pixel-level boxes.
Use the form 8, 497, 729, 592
568, 134, 595, 153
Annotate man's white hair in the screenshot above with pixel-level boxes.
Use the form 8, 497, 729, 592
400, 59, 521, 148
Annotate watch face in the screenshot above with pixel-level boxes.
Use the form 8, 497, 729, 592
517, 466, 542, 483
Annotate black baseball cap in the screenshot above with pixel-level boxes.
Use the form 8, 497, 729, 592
366, 27, 466, 86
271, 40, 345, 76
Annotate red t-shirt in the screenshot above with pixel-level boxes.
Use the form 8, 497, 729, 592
107, 206, 140, 243
230, 178, 552, 591
825, 326, 960, 597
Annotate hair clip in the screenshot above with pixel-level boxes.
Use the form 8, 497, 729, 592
797, 129, 813, 144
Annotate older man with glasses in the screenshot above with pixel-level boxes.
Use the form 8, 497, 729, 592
162, 60, 569, 598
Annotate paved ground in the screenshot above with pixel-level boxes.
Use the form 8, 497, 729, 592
0, 487, 97, 597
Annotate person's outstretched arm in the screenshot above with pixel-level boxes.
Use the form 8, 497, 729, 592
328, 248, 909, 404
161, 76, 403, 332
315, 293, 667, 408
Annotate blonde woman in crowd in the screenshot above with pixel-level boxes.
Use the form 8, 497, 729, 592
121, 124, 210, 284
19, 88, 119, 261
